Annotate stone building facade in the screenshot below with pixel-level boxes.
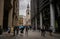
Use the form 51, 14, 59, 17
30, 0, 60, 32
26, 4, 31, 26
0, 0, 19, 31
23, 16, 26, 26
19, 15, 24, 25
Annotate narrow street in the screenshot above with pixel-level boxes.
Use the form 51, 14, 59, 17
0, 0, 60, 39
0, 30, 60, 39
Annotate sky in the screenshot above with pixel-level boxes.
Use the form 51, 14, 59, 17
19, 0, 30, 16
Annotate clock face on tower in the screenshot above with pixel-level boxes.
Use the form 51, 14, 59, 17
28, 12, 29, 15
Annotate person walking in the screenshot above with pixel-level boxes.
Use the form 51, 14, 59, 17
49, 26, 53, 36
8, 27, 11, 33
41, 26, 46, 37
13, 26, 19, 36
20, 26, 24, 33
19, 25, 25, 36
25, 26, 28, 36
29, 26, 32, 30
38, 27, 41, 32
13, 26, 16, 36
16, 26, 19, 35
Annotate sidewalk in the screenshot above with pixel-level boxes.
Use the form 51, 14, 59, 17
0, 30, 60, 39
25, 30, 60, 39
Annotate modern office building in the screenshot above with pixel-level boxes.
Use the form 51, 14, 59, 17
30, 0, 60, 32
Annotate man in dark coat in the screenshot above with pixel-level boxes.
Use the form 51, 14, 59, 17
13, 26, 19, 36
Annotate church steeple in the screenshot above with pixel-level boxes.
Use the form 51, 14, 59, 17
27, 4, 29, 8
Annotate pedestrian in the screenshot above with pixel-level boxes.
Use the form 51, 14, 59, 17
33, 26, 35, 31
13, 26, 19, 36
41, 26, 46, 37
16, 26, 19, 35
20, 27, 24, 34
29, 26, 32, 30
49, 26, 53, 36
20, 25, 25, 36
25, 26, 28, 36
26, 26, 28, 32
38, 27, 40, 32
8, 27, 11, 33
13, 26, 16, 36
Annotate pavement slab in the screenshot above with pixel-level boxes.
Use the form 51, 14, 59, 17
0, 30, 60, 39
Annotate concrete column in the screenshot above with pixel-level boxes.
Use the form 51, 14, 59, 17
0, 0, 4, 28
14, 16, 17, 25
13, 16, 16, 26
50, 1, 55, 32
35, 17, 37, 30
8, 8, 13, 27
40, 13, 42, 29
32, 19, 35, 30
8, 8, 13, 32
32, 20, 34, 30
57, 5, 60, 16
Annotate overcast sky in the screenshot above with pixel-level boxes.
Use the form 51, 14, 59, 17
19, 0, 30, 16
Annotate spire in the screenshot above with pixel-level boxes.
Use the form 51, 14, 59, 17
27, 4, 29, 8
